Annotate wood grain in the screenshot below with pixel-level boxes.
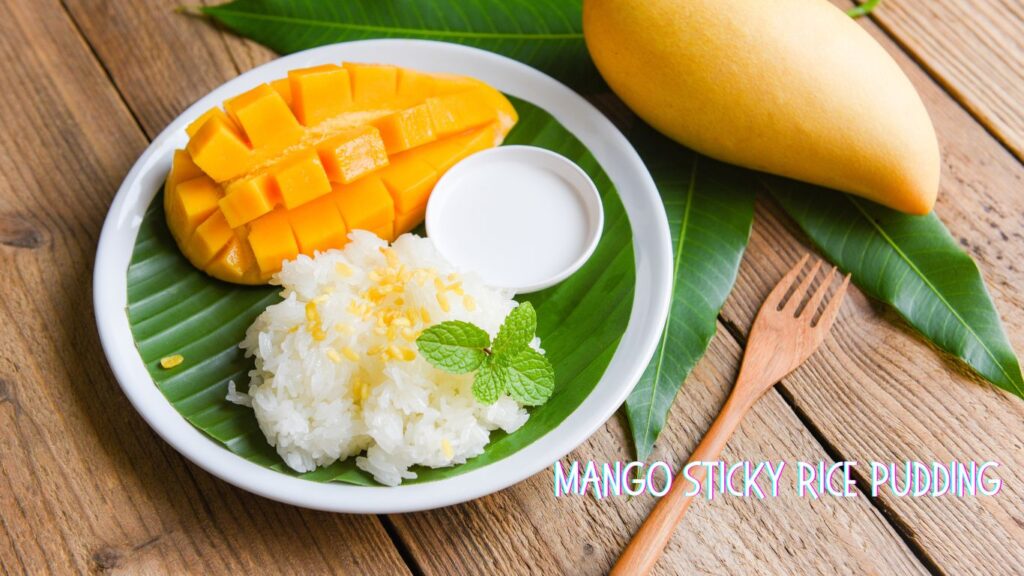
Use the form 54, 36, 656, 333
613, 258, 851, 576
0, 1, 408, 574
60, 0, 241, 138
717, 3, 1024, 573
851, 0, 1024, 161
388, 333, 926, 576
19, 0, 1024, 575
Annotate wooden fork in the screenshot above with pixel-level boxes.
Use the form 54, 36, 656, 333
611, 254, 851, 576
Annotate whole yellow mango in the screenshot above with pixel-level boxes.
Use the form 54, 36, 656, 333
583, 0, 940, 214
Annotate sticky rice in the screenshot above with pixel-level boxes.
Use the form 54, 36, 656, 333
231, 231, 530, 486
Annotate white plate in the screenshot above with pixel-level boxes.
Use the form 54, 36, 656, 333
94, 39, 672, 513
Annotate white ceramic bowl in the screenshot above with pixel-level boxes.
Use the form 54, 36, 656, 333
426, 145, 604, 293
94, 39, 672, 513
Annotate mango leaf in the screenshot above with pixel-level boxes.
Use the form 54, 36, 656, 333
624, 128, 756, 461
127, 98, 635, 484
766, 177, 1024, 398
203, 0, 601, 91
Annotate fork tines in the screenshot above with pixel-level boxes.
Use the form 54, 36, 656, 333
772, 254, 851, 327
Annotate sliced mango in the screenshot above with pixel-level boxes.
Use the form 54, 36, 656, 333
289, 195, 349, 256
273, 148, 333, 209
416, 122, 497, 172
224, 84, 303, 152
289, 64, 351, 126
379, 155, 439, 215
165, 149, 205, 196
397, 68, 436, 101
317, 126, 389, 184
187, 114, 253, 182
165, 62, 517, 284
333, 178, 395, 241
374, 104, 435, 154
220, 173, 275, 228
269, 78, 293, 107
206, 237, 251, 282
165, 175, 221, 244
187, 210, 233, 267
344, 63, 397, 103
427, 87, 498, 137
186, 107, 235, 139
248, 209, 298, 276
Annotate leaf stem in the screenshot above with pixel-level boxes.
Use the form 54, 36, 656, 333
175, 4, 204, 17
847, 0, 882, 18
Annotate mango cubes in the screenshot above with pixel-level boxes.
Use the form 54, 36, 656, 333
164, 63, 518, 284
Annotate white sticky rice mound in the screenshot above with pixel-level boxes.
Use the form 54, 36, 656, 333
234, 231, 531, 486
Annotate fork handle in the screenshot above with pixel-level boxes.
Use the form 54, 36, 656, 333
610, 383, 759, 576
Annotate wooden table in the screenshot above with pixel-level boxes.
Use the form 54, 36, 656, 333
2, 1, 1022, 574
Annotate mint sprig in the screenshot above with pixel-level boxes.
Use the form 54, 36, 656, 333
416, 302, 554, 406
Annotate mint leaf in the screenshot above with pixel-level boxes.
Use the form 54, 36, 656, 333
492, 301, 536, 356
472, 361, 507, 404
505, 348, 555, 406
416, 321, 490, 373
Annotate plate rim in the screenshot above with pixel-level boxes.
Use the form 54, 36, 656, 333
93, 39, 673, 513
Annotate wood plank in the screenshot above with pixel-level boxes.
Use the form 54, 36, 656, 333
202, 0, 278, 73
851, 0, 1024, 161
388, 332, 926, 575
717, 4, 1024, 573
58, 9, 931, 571
62, 0, 242, 138
0, 1, 409, 573
58, 1, 1023, 573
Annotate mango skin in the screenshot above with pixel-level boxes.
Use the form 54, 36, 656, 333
583, 0, 940, 214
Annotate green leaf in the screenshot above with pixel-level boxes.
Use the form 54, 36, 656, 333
417, 321, 491, 373
202, 0, 601, 91
127, 98, 635, 485
472, 361, 507, 404
492, 301, 536, 356
505, 349, 555, 406
766, 177, 1024, 398
847, 0, 881, 18
624, 128, 756, 461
